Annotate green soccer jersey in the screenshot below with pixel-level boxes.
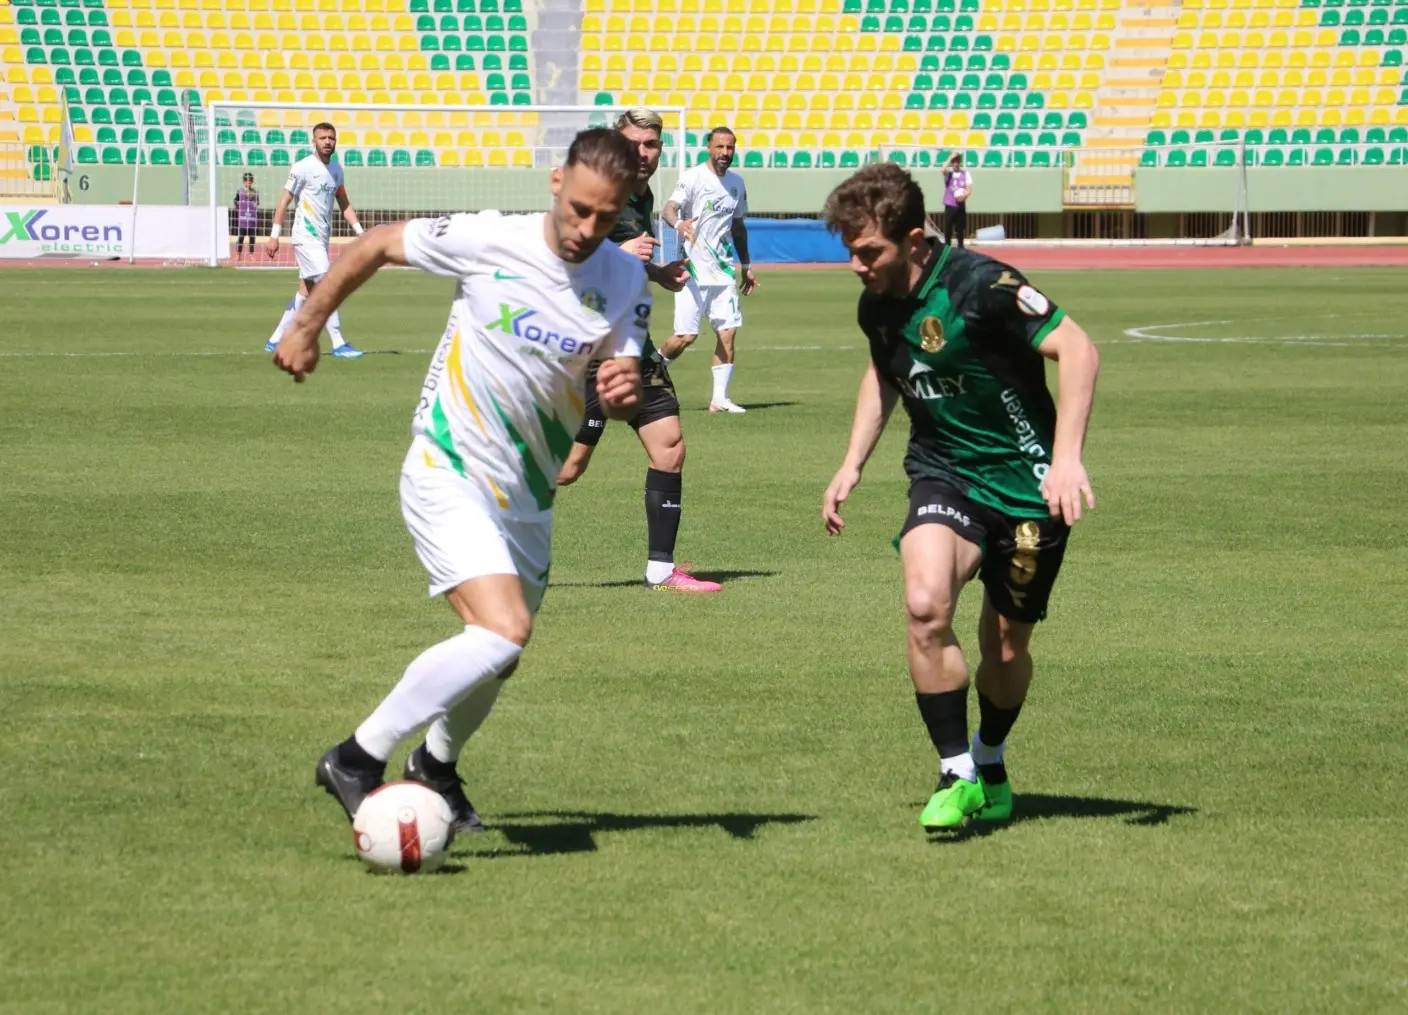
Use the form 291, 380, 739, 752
858, 243, 1068, 519
611, 185, 659, 362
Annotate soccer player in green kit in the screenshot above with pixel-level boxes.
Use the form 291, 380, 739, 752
557, 108, 723, 592
820, 164, 1101, 831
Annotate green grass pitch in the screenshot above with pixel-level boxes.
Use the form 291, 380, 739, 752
2, 264, 1406, 1013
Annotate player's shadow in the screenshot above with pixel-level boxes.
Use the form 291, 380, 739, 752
687, 401, 798, 413
922, 793, 1197, 844
455, 809, 814, 859
551, 569, 779, 589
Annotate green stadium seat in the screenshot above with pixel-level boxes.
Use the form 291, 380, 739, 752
768, 150, 789, 168
90, 107, 111, 125
100, 145, 122, 164
415, 150, 436, 167
1215, 149, 1236, 167
390, 149, 411, 167
67, 28, 86, 46
973, 112, 992, 130
1166, 149, 1188, 167
455, 54, 476, 70
421, 35, 439, 50
121, 49, 140, 66
271, 149, 290, 166
1019, 111, 1039, 130
981, 149, 1002, 168
96, 125, 116, 143
743, 150, 763, 168
168, 127, 182, 145
89, 27, 109, 45
342, 149, 364, 166
1060, 131, 1080, 146
840, 150, 860, 167
1016, 130, 1036, 146
17, 9, 37, 24
1312, 147, 1334, 165
792, 151, 813, 168
1390, 147, 1406, 164
77, 145, 97, 163
1028, 150, 1050, 167
88, 10, 107, 27
1189, 149, 1208, 167
222, 149, 242, 165
1391, 126, 1408, 142
508, 14, 527, 30
1140, 149, 1159, 167
1194, 128, 1215, 144
1336, 146, 1357, 165
367, 149, 388, 167
108, 85, 128, 104
410, 0, 428, 9
97, 48, 117, 66
150, 147, 171, 166
246, 148, 268, 166
485, 14, 505, 30
1364, 146, 1386, 164
143, 127, 163, 145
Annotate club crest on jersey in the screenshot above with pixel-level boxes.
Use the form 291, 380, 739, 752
919, 316, 946, 353
580, 288, 608, 315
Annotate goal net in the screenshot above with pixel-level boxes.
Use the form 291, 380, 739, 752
190, 102, 688, 268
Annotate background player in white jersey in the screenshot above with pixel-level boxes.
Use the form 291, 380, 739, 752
263, 122, 366, 359
660, 126, 758, 414
271, 129, 648, 833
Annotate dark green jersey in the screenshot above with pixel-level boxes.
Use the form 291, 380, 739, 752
859, 243, 1067, 519
611, 185, 659, 361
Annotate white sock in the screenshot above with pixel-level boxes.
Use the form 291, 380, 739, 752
971, 731, 1005, 767
327, 309, 345, 349
353, 626, 523, 762
645, 560, 676, 584
940, 751, 977, 782
425, 677, 505, 764
711, 363, 733, 404
267, 293, 301, 344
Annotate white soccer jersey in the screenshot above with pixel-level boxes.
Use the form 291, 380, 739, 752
669, 162, 748, 286
403, 211, 650, 516
284, 154, 345, 248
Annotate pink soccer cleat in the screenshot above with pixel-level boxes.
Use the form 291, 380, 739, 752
649, 564, 722, 593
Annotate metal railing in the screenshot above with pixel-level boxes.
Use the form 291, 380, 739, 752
0, 142, 61, 200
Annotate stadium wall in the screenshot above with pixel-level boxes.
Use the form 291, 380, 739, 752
71, 166, 1408, 217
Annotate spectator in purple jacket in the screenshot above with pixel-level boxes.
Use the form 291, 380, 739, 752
234, 173, 259, 260
942, 154, 973, 249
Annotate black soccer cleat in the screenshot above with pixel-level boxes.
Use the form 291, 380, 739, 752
403, 744, 486, 834
314, 745, 385, 823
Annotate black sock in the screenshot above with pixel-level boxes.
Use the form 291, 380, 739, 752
915, 689, 970, 760
977, 691, 1023, 750
644, 468, 682, 564
337, 735, 383, 771
417, 745, 459, 778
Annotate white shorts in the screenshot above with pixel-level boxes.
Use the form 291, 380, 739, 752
293, 242, 331, 282
673, 279, 742, 336
400, 438, 552, 613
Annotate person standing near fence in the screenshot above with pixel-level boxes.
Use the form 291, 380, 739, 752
942, 154, 972, 249
234, 172, 259, 261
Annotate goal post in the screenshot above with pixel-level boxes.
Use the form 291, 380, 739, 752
199, 102, 689, 268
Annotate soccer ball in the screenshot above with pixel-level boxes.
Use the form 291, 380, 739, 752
352, 781, 456, 875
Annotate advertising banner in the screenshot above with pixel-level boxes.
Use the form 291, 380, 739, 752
0, 205, 228, 260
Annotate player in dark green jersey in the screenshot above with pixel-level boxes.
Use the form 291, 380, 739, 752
557, 108, 722, 593
820, 163, 1100, 831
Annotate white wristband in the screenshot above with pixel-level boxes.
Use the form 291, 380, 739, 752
352, 223, 364, 235
740, 263, 751, 271
269, 223, 281, 239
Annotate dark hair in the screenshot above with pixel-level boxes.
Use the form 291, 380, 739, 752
564, 127, 637, 186
242, 172, 254, 181
706, 125, 735, 143
822, 163, 927, 243
312, 122, 336, 135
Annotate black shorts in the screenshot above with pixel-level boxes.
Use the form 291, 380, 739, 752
574, 355, 680, 446
899, 477, 1069, 623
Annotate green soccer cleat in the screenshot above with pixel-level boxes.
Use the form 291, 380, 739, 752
919, 772, 988, 830
976, 763, 1013, 822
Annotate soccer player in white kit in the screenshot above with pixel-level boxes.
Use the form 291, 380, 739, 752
272, 129, 649, 832
263, 122, 366, 359
660, 125, 758, 414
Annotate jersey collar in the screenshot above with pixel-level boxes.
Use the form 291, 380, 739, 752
911, 239, 950, 302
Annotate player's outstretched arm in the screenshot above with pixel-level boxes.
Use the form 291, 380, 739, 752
1036, 316, 1100, 525
731, 218, 757, 295
265, 189, 293, 257
274, 223, 408, 382
823, 362, 899, 535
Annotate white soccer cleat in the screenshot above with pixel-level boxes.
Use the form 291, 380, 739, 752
708, 398, 747, 414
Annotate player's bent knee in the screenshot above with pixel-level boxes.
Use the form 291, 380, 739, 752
479, 610, 533, 649
905, 588, 957, 640
647, 434, 685, 473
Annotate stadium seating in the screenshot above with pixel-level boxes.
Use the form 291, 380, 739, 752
1, 0, 537, 172
1144, 0, 1408, 166
579, 0, 1115, 167
4, 0, 1406, 184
